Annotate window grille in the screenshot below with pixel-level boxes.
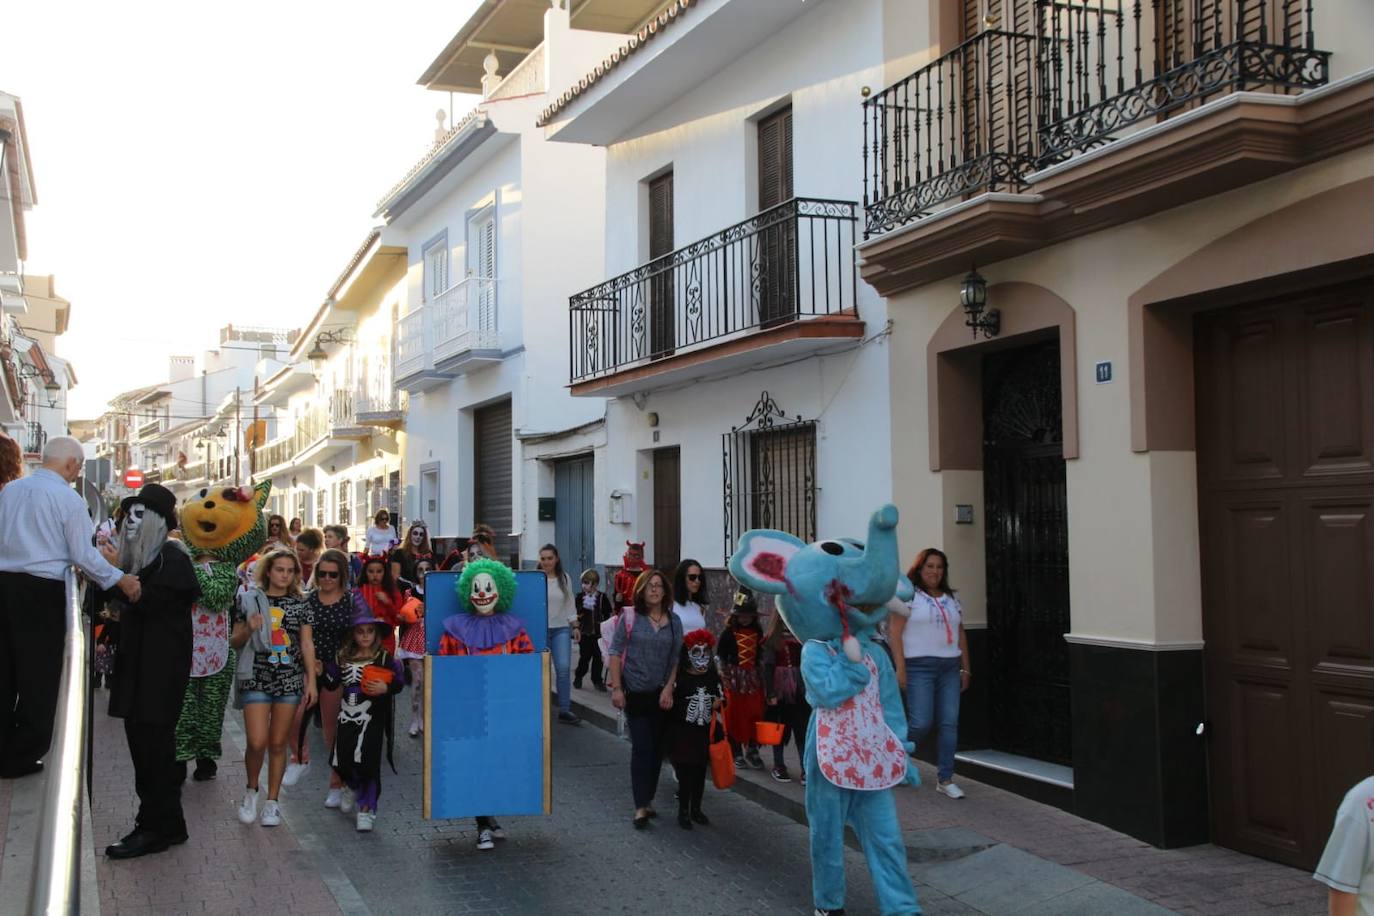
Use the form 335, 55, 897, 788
337, 480, 351, 527
722, 391, 817, 562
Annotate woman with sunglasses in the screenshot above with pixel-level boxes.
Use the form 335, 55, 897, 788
672, 559, 708, 632
298, 549, 354, 807
263, 514, 294, 552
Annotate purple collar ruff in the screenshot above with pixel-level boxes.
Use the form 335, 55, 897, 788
443, 613, 525, 650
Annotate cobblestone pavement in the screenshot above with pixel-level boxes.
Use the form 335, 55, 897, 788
76, 689, 973, 915
568, 677, 1325, 916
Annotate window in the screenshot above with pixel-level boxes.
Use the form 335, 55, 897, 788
468, 208, 497, 336
422, 233, 449, 300
722, 391, 817, 561
337, 479, 351, 526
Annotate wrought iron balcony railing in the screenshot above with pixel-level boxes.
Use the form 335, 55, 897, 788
569, 197, 858, 384
24, 421, 45, 455
863, 0, 1330, 237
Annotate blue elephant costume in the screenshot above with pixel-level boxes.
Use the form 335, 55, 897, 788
731, 505, 920, 916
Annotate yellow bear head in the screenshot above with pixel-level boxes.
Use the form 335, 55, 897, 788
181, 481, 271, 563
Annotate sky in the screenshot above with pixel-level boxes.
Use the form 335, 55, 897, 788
5, 0, 484, 418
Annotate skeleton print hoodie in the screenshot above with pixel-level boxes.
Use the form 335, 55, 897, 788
667, 662, 723, 768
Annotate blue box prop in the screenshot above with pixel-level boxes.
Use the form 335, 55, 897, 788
424, 570, 551, 819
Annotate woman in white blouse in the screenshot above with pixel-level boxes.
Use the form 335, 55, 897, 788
540, 544, 581, 725
671, 559, 708, 632
887, 547, 970, 800
363, 509, 397, 557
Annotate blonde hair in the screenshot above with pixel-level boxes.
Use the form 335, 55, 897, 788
255, 547, 303, 597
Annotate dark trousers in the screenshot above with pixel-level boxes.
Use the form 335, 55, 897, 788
0, 573, 65, 771
125, 719, 186, 837
573, 635, 603, 686
771, 700, 811, 771
676, 763, 707, 814
626, 699, 668, 809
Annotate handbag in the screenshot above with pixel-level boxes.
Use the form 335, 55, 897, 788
708, 705, 735, 790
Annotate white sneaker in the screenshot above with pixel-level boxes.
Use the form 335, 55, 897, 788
476, 828, 495, 851
324, 788, 342, 809
355, 810, 375, 832
408, 716, 420, 738
488, 818, 505, 840
260, 799, 282, 826
282, 761, 309, 787
237, 789, 259, 825
937, 780, 966, 799
339, 787, 356, 814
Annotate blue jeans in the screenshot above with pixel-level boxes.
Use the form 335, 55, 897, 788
550, 626, 572, 713
905, 656, 960, 783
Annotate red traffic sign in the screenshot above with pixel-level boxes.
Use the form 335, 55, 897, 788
123, 468, 144, 489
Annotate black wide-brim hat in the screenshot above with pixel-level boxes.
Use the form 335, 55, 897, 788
119, 483, 179, 533
731, 585, 759, 616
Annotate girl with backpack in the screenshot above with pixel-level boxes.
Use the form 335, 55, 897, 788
607, 568, 683, 829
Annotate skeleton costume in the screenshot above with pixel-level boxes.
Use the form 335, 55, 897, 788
668, 630, 722, 826
322, 606, 405, 815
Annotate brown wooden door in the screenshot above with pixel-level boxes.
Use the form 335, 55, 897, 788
1195, 283, 1374, 868
758, 107, 795, 327
652, 447, 681, 575
473, 399, 514, 564
648, 172, 675, 359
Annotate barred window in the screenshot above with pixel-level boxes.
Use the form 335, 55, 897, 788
723, 391, 817, 561
337, 480, 351, 527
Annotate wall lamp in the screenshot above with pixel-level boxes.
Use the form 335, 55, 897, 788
960, 268, 999, 340
306, 328, 356, 374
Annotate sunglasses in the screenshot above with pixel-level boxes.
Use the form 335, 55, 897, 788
686, 574, 701, 581
316, 570, 341, 580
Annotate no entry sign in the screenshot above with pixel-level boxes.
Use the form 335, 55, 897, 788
123, 468, 144, 489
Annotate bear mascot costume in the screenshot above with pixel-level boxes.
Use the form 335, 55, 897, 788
730, 504, 920, 916
173, 481, 270, 780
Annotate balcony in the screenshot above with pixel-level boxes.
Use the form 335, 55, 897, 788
328, 389, 369, 440
137, 418, 163, 440
252, 405, 328, 476
860, 1, 1338, 292
355, 367, 406, 428
568, 198, 863, 397
394, 277, 500, 392
23, 421, 45, 456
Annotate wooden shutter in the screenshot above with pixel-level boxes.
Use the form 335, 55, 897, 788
424, 239, 448, 299
649, 174, 674, 257
473, 399, 513, 563
648, 173, 675, 357
757, 107, 794, 211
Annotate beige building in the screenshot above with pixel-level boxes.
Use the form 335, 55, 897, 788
865, 0, 1374, 868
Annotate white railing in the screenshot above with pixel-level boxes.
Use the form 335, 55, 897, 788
396, 308, 430, 379
488, 43, 546, 101
329, 388, 356, 428
433, 277, 498, 363
252, 404, 328, 474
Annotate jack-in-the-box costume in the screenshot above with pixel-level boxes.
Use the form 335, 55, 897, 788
174, 482, 270, 768
730, 505, 920, 916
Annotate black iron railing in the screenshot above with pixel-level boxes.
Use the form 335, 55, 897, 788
722, 391, 817, 563
569, 198, 858, 384
863, 0, 1330, 237
25, 421, 46, 455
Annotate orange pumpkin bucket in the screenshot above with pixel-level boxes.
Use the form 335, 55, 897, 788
754, 721, 786, 746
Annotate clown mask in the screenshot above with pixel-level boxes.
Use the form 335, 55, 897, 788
469, 572, 500, 616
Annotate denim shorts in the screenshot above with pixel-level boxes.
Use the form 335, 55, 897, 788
239, 690, 301, 706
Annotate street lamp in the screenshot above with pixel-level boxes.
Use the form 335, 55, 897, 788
960, 267, 1000, 340
17, 364, 61, 407
306, 328, 356, 376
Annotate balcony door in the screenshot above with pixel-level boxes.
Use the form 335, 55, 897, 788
648, 172, 675, 360
652, 447, 681, 575
757, 106, 795, 328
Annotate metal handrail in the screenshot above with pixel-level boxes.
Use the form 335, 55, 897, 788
27, 566, 87, 915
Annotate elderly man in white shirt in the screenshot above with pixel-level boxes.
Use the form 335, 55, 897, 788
0, 436, 141, 779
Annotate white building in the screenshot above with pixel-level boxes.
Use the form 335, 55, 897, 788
379, 1, 654, 568
251, 230, 407, 540
540, 0, 896, 580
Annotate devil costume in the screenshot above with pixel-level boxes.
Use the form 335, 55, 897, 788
322, 608, 405, 815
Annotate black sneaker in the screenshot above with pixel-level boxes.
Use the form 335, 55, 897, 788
574, 678, 584, 690
733, 754, 747, 769
677, 811, 692, 830
770, 766, 792, 783
745, 749, 765, 770
193, 758, 217, 781
558, 711, 582, 725
690, 809, 710, 826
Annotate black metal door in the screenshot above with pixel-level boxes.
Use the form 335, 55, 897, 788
982, 341, 1072, 765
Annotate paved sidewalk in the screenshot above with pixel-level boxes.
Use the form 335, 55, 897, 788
569, 682, 1325, 915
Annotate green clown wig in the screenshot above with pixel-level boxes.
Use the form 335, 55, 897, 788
456, 558, 517, 615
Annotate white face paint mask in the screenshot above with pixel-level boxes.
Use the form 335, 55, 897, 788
123, 504, 147, 539
687, 644, 712, 673
410, 529, 426, 546
470, 572, 499, 616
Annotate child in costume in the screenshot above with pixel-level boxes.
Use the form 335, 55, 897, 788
612, 541, 645, 609
573, 568, 613, 691
357, 555, 402, 654
667, 629, 723, 830
717, 588, 767, 770
396, 556, 431, 737
763, 611, 811, 785
175, 482, 271, 782
438, 557, 530, 849
731, 505, 921, 916
322, 606, 405, 832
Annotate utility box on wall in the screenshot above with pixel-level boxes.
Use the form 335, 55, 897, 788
537, 497, 556, 521
609, 489, 634, 524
